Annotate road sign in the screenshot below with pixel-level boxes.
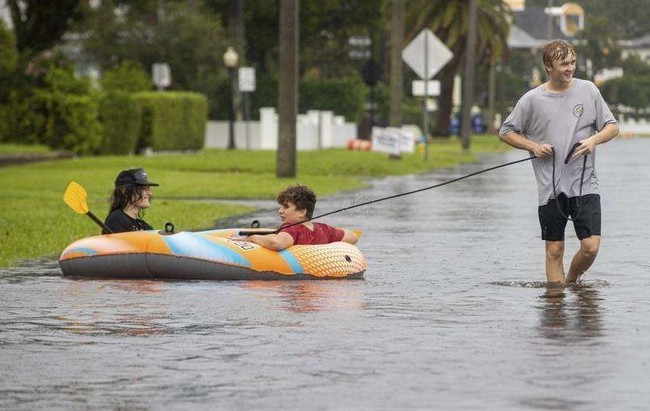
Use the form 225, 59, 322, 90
371, 127, 415, 155
152, 63, 171, 89
412, 80, 440, 96
348, 36, 371, 47
238, 67, 256, 92
402, 29, 453, 80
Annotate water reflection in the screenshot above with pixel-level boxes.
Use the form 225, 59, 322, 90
243, 281, 365, 313
59, 280, 169, 337
537, 282, 604, 342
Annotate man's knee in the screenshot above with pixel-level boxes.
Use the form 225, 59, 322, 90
580, 236, 600, 259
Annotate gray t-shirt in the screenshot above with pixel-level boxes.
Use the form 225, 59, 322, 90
499, 78, 617, 205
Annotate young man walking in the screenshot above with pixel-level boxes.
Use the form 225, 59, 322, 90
499, 40, 619, 284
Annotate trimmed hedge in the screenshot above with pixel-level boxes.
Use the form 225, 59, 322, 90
98, 92, 142, 154
299, 77, 368, 123
0, 89, 101, 154
133, 92, 207, 151
46, 92, 101, 154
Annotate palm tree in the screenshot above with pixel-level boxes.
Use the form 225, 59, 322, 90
405, 0, 510, 137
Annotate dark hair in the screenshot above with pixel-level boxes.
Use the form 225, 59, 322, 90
541, 40, 576, 74
277, 185, 316, 219
108, 184, 148, 218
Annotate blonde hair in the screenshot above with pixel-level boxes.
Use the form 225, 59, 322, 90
541, 40, 576, 74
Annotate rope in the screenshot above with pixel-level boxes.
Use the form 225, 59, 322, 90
272, 155, 537, 234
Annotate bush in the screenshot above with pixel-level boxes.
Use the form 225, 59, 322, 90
97, 92, 141, 154
0, 20, 17, 74
0, 89, 101, 154
299, 77, 368, 123
41, 91, 102, 154
133, 91, 207, 151
600, 76, 650, 110
101, 61, 151, 93
1, 90, 48, 144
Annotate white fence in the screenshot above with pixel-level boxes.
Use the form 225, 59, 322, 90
618, 116, 650, 136
204, 108, 357, 150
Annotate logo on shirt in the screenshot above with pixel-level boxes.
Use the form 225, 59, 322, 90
573, 104, 584, 118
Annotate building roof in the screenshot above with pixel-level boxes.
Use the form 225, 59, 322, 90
621, 33, 650, 49
508, 8, 572, 49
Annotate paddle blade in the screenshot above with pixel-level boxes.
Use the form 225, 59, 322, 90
63, 181, 90, 214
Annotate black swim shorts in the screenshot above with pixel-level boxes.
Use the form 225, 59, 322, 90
538, 194, 601, 241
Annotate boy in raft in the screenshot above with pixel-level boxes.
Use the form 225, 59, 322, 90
240, 184, 359, 251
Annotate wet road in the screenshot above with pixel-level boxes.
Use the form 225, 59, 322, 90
1, 137, 648, 410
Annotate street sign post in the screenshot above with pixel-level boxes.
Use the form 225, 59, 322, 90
402, 29, 452, 160
411, 80, 440, 97
238, 67, 256, 148
402, 29, 453, 80
152, 63, 171, 91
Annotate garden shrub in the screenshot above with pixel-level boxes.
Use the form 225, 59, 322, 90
97, 92, 141, 154
133, 91, 207, 151
101, 61, 151, 94
299, 77, 368, 123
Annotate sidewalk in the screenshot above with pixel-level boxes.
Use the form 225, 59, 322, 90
0, 151, 74, 167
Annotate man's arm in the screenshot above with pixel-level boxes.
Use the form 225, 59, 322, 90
500, 131, 553, 158
247, 232, 295, 251
572, 122, 619, 159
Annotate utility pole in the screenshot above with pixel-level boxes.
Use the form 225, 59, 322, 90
228, 0, 246, 122
460, 0, 478, 150
276, 0, 298, 178
389, 0, 404, 128
547, 0, 554, 39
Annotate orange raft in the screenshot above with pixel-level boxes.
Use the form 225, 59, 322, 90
59, 228, 366, 280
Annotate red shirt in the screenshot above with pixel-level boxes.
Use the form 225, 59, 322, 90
280, 222, 344, 245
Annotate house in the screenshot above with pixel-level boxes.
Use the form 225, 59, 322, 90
505, 1, 584, 50
621, 34, 650, 62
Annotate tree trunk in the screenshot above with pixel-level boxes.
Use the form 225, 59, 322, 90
389, 0, 404, 127
460, 0, 478, 150
276, 0, 298, 178
434, 61, 458, 137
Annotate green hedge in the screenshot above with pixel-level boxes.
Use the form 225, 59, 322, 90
133, 91, 207, 151
0, 89, 101, 154
600, 76, 650, 110
97, 92, 142, 154
299, 77, 368, 123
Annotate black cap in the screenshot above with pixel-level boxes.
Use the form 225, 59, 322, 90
115, 168, 159, 187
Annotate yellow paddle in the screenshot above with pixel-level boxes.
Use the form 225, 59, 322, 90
63, 181, 113, 234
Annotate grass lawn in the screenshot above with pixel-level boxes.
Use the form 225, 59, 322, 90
0, 135, 510, 267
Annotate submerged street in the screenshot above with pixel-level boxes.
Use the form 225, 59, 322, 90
1, 137, 648, 410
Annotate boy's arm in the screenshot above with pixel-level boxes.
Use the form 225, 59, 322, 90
341, 229, 359, 244
247, 232, 295, 251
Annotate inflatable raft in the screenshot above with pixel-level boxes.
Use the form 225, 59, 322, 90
59, 228, 366, 280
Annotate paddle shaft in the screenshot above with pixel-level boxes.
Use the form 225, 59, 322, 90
87, 211, 113, 234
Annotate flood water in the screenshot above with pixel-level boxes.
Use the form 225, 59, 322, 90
1, 138, 649, 410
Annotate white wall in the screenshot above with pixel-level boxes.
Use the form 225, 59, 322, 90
204, 108, 358, 150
